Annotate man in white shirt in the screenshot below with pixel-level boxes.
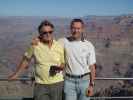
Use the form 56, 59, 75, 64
58, 19, 96, 100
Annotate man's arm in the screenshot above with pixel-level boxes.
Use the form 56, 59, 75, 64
8, 56, 32, 80
89, 43, 96, 86
87, 42, 96, 96
89, 64, 96, 86
86, 64, 96, 97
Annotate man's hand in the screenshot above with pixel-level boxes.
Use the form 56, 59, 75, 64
31, 37, 40, 45
86, 85, 94, 97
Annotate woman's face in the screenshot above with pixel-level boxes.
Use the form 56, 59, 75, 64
40, 26, 53, 42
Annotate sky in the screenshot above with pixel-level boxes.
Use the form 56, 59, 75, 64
0, 0, 132, 17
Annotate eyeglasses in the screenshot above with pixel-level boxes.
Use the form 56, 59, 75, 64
40, 31, 53, 35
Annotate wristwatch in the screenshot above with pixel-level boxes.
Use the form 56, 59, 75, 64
90, 81, 95, 87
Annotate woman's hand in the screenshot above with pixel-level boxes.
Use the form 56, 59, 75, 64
8, 73, 18, 81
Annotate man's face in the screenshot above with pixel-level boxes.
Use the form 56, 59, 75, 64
71, 22, 84, 39
40, 26, 53, 42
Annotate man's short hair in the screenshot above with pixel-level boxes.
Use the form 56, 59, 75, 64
38, 20, 54, 33
70, 18, 84, 28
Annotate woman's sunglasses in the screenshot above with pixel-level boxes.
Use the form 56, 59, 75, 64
40, 31, 53, 35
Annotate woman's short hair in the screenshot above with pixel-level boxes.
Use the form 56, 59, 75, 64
38, 20, 54, 33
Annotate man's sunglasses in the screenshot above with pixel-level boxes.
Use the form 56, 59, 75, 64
40, 31, 53, 35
